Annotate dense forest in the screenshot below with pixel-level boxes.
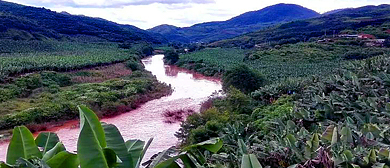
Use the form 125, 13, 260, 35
0, 1, 166, 43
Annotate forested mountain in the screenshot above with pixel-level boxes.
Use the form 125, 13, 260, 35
148, 3, 320, 43
211, 4, 390, 48
0, 0, 167, 43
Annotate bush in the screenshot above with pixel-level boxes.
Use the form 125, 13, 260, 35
176, 108, 229, 145
222, 64, 266, 94
125, 60, 144, 71
163, 50, 179, 65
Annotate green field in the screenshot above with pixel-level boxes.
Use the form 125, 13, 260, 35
0, 41, 172, 131
177, 43, 390, 81
0, 41, 137, 82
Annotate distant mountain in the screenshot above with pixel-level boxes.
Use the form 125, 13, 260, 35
322, 8, 350, 15
0, 1, 166, 43
148, 3, 320, 43
211, 4, 390, 48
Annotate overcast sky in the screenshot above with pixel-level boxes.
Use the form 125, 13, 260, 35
4, 0, 390, 29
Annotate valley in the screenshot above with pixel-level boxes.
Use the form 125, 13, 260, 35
0, 1, 390, 167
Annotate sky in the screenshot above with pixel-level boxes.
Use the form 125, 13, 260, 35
4, 0, 390, 29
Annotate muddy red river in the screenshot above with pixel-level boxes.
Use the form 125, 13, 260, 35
0, 54, 222, 163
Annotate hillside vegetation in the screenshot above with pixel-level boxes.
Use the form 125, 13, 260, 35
0, 1, 166, 43
211, 4, 390, 48
171, 4, 390, 167
148, 3, 319, 43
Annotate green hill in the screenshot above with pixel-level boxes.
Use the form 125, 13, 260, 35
211, 4, 390, 48
148, 3, 319, 43
0, 0, 166, 43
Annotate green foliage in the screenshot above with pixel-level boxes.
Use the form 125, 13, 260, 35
212, 5, 390, 48
125, 60, 144, 71
176, 108, 229, 145
6, 126, 42, 165
222, 65, 266, 94
252, 77, 311, 103
163, 50, 179, 65
0, 70, 171, 130
0, 42, 136, 82
0, 1, 165, 44
177, 48, 247, 77
1, 105, 164, 168
150, 138, 224, 168
177, 44, 379, 81
251, 96, 294, 133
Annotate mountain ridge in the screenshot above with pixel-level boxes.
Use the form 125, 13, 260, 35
148, 3, 320, 43
210, 4, 390, 48
0, 0, 166, 43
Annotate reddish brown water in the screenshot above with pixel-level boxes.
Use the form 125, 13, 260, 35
0, 54, 222, 162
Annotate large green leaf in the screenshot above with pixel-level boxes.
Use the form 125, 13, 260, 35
77, 105, 109, 168
154, 155, 181, 168
46, 151, 79, 168
148, 148, 176, 168
126, 139, 145, 167
322, 125, 335, 141
35, 132, 60, 154
135, 138, 153, 168
184, 138, 223, 153
6, 126, 42, 165
103, 124, 132, 168
331, 127, 338, 146
340, 127, 353, 143
103, 148, 120, 168
238, 139, 248, 155
79, 105, 107, 148
42, 142, 66, 161
0, 162, 13, 168
241, 154, 262, 168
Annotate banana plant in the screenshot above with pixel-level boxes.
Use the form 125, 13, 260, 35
77, 105, 153, 168
237, 139, 262, 168
147, 138, 223, 168
1, 126, 78, 168
1, 105, 153, 168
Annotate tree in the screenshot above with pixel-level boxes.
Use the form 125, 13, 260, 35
222, 64, 266, 94
163, 50, 179, 65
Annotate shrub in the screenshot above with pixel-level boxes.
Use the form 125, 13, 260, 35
222, 64, 266, 94
126, 60, 144, 71
176, 108, 229, 145
163, 50, 179, 65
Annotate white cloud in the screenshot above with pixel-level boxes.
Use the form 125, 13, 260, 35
4, 0, 390, 29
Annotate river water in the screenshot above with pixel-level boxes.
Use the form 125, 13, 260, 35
0, 54, 222, 163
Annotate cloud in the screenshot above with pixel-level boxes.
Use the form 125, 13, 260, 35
11, 0, 215, 8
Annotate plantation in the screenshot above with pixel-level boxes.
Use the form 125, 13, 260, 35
0, 41, 138, 82
0, 41, 173, 133
177, 43, 390, 81
175, 52, 390, 167
0, 106, 240, 168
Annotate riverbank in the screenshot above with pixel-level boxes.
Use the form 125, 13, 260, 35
0, 63, 172, 136
0, 54, 223, 161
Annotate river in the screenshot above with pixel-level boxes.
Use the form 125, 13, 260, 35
0, 54, 222, 163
